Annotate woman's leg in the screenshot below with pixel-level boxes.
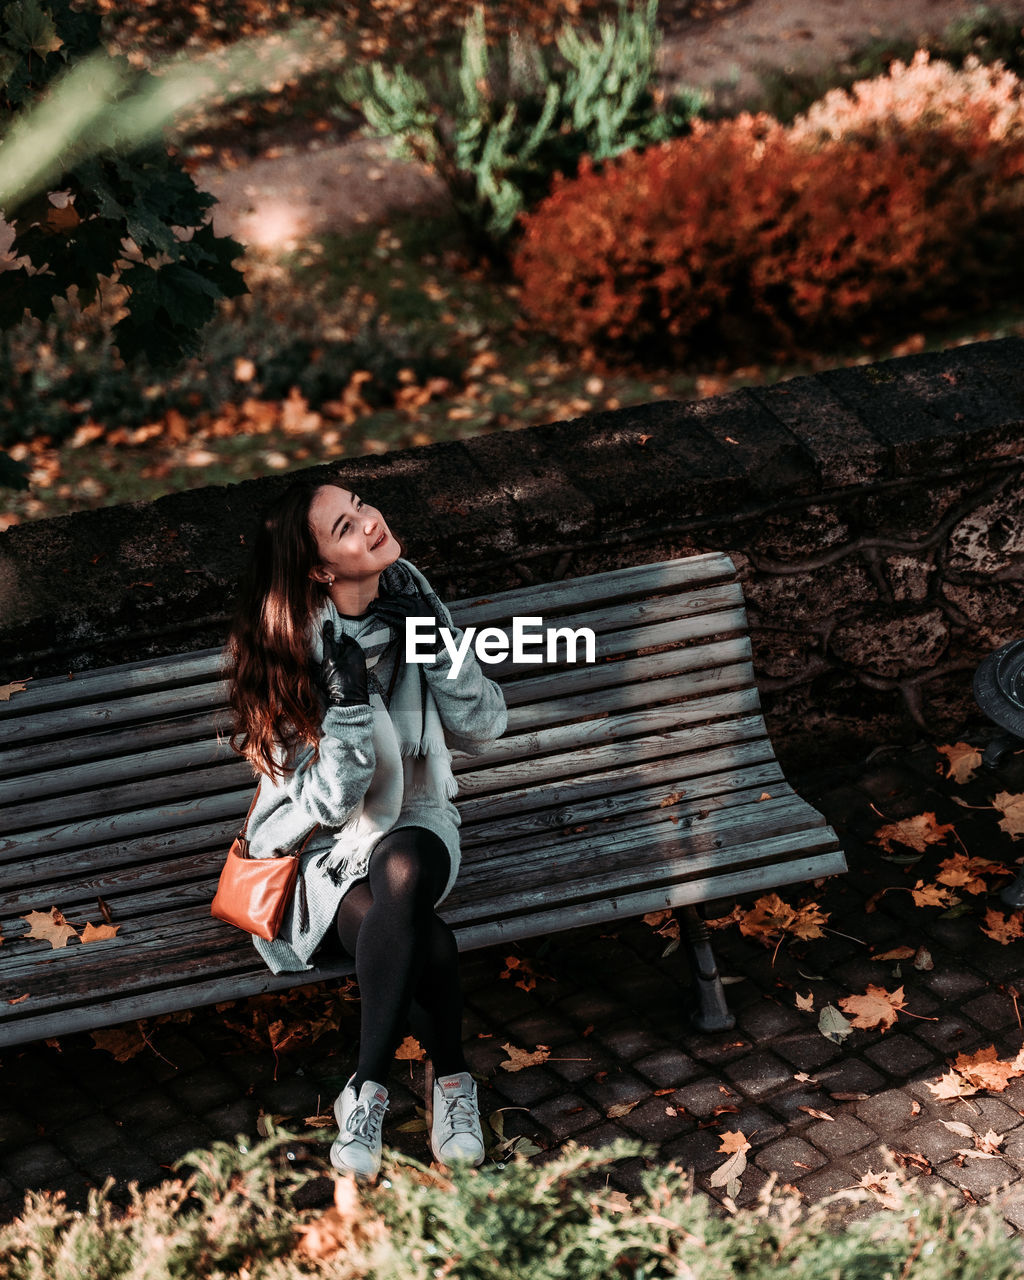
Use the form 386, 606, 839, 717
333, 827, 467, 1090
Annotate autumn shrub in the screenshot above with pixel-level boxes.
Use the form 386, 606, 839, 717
511, 53, 1024, 364
338, 0, 706, 254
1, 1130, 1022, 1280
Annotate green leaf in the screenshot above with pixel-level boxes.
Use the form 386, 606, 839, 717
4, 0, 62, 58
818, 1003, 853, 1044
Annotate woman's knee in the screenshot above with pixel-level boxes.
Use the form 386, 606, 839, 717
369, 827, 450, 909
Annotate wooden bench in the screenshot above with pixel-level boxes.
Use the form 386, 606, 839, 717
0, 551, 846, 1048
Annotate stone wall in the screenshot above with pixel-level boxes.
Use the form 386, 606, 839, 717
2, 336, 1023, 772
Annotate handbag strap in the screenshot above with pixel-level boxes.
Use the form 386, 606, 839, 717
239, 782, 261, 838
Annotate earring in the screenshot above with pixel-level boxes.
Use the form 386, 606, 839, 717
328, 576, 335, 585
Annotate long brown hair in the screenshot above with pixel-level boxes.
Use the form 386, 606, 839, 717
226, 476, 402, 780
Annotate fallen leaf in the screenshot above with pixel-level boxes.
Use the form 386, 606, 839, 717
500, 1043, 551, 1072
798, 1107, 835, 1122
394, 1035, 426, 1061
937, 742, 982, 784
909, 881, 961, 909
954, 1045, 1023, 1092
818, 1004, 853, 1044
927, 1069, 978, 1101
994, 791, 1024, 839
839, 984, 907, 1033
936, 853, 1007, 895
739, 893, 828, 944
709, 1131, 749, 1188
873, 946, 915, 962
0, 678, 30, 701
981, 908, 1024, 945
90, 1026, 147, 1061
873, 812, 955, 855
940, 1120, 976, 1139
22, 908, 78, 949
913, 947, 934, 971
80, 922, 120, 943
858, 1168, 905, 1210
607, 1100, 641, 1118
795, 991, 814, 1012
7, 993, 28, 1005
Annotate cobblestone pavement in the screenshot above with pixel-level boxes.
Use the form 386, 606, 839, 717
3, 729, 1024, 1228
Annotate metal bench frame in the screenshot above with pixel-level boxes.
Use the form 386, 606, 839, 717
0, 552, 846, 1048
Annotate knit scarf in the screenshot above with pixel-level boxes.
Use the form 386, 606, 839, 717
307, 556, 459, 804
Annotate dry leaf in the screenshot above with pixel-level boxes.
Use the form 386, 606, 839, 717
994, 791, 1024, 839
873, 812, 955, 854
936, 853, 1007, 894
606, 1100, 641, 1118
909, 881, 961, 909
937, 742, 982, 784
927, 1069, 978, 1101
7, 993, 28, 1005
394, 1035, 426, 1061
873, 946, 915, 962
795, 991, 814, 1012
296, 1172, 386, 1260
913, 947, 934, 971
91, 1026, 147, 1061
709, 1131, 750, 1189
718, 1130, 751, 1155
954, 1045, 1023, 1092
839, 984, 907, 1033
798, 1107, 835, 1122
738, 893, 828, 944
981, 908, 1024, 945
0, 678, 30, 701
500, 1043, 551, 1072
22, 907, 78, 949
80, 922, 120, 943
858, 1168, 904, 1210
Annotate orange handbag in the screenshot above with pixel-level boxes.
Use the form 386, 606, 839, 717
211, 786, 317, 941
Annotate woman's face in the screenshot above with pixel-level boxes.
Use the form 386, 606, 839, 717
307, 485, 400, 585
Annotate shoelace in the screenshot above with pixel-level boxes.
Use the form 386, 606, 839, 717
346, 1096, 388, 1145
440, 1092, 479, 1135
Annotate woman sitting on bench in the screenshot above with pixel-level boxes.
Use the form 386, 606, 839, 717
225, 475, 507, 1182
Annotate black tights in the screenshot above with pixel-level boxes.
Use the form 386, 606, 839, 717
331, 826, 468, 1092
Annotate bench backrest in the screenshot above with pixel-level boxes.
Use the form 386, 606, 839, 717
0, 552, 843, 1046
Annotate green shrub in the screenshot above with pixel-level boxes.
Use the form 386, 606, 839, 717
337, 0, 706, 255
0, 1130, 1022, 1280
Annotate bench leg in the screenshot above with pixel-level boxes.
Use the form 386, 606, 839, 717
680, 905, 736, 1033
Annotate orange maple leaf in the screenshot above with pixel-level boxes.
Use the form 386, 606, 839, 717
80, 922, 120, 944
738, 894, 829, 943
717, 1129, 751, 1154
23, 907, 79, 950
394, 1035, 426, 1061
838, 984, 907, 1033
952, 1046, 1024, 1093
873, 812, 955, 855
994, 791, 1024, 839
909, 881, 961, 909
980, 908, 1024, 945
500, 1043, 551, 1073
936, 853, 1008, 895
936, 742, 982, 784
926, 1069, 977, 1101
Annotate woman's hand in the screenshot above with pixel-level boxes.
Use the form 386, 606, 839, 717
315, 620, 369, 707
371, 589, 445, 657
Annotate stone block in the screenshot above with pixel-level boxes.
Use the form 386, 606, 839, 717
862, 1034, 938, 1080
529, 1094, 603, 1143
746, 376, 884, 489
753, 1136, 826, 1180
946, 479, 1024, 576
935, 1155, 1019, 1197
723, 1050, 798, 1100
632, 1047, 704, 1089
804, 1113, 876, 1158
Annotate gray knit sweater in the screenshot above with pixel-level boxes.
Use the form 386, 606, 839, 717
244, 558, 507, 975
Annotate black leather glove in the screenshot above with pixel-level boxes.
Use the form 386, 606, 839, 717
315, 620, 369, 707
371, 590, 445, 657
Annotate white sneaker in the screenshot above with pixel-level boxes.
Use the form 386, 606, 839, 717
330, 1074, 389, 1181
430, 1070, 485, 1167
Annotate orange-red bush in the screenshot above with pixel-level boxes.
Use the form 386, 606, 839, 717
511, 53, 1024, 362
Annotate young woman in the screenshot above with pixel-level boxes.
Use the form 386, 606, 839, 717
226, 475, 508, 1182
